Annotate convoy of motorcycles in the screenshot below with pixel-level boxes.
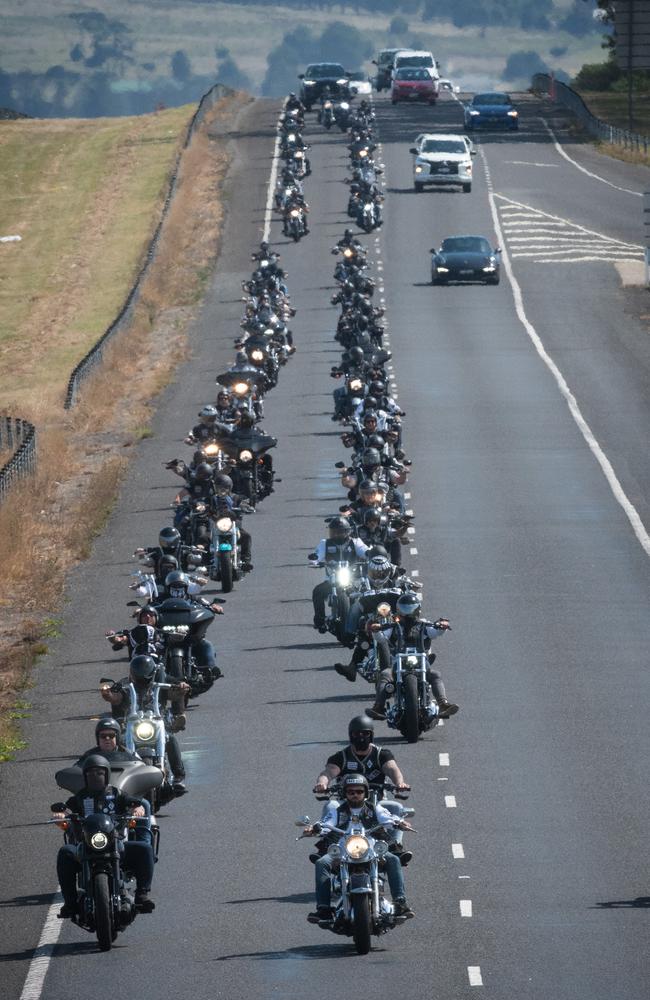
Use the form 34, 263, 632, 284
47, 87, 457, 958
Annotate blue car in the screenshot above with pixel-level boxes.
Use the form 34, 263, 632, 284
464, 92, 519, 131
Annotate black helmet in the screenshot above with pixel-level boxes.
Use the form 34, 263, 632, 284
355, 316, 368, 332
217, 388, 231, 402
213, 473, 233, 495
349, 714, 374, 739
367, 554, 391, 585
199, 405, 218, 425
165, 570, 190, 598
344, 229, 354, 239
369, 380, 386, 396
363, 396, 378, 411
95, 716, 122, 742
363, 506, 382, 526
328, 515, 351, 542
194, 462, 213, 481
359, 478, 381, 497
362, 447, 381, 468
363, 410, 378, 423
159, 554, 178, 576
138, 606, 158, 624
158, 526, 180, 551
129, 654, 158, 686
396, 592, 421, 619
367, 434, 386, 451
343, 773, 369, 795
366, 544, 389, 559
82, 753, 111, 789
288, 92, 296, 99
348, 346, 364, 364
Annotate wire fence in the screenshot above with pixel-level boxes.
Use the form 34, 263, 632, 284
0, 417, 36, 499
63, 81, 234, 409
532, 73, 650, 154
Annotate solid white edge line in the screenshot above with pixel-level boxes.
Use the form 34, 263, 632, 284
539, 116, 642, 197
262, 109, 283, 242
468, 965, 484, 986
19, 893, 63, 1000
481, 148, 650, 558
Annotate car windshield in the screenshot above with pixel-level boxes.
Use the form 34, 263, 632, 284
396, 55, 433, 68
441, 237, 492, 254
396, 68, 431, 81
306, 64, 345, 79
473, 93, 511, 106
422, 139, 466, 153
348, 72, 366, 81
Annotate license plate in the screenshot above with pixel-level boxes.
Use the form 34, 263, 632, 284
438, 167, 449, 173
459, 269, 473, 275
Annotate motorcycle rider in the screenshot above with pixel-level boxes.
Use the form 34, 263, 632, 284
357, 506, 405, 565
107, 605, 161, 660
312, 715, 412, 863
135, 526, 204, 579
366, 592, 459, 721
75, 716, 142, 766
285, 92, 305, 114
304, 774, 414, 923
52, 754, 156, 916
100, 654, 190, 794
283, 189, 310, 237
211, 472, 253, 572
311, 517, 368, 631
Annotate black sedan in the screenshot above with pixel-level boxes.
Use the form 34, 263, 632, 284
298, 63, 350, 109
430, 235, 501, 285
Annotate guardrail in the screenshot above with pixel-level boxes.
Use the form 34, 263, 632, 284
531, 73, 650, 154
63, 81, 234, 409
0, 417, 36, 499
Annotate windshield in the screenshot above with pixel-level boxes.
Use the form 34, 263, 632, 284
348, 72, 366, 81
473, 93, 511, 106
306, 64, 345, 79
396, 55, 433, 68
441, 237, 492, 254
396, 68, 431, 81
422, 139, 466, 153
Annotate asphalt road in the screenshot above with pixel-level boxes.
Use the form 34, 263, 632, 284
1, 92, 650, 999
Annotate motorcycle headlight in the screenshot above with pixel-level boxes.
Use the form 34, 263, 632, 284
250, 349, 264, 362
216, 516, 234, 532
336, 566, 351, 587
204, 443, 220, 456
288, 133, 296, 141
374, 840, 389, 857
291, 209, 300, 217
328, 844, 342, 859
324, 101, 332, 109
340, 102, 349, 110
234, 382, 249, 395
345, 834, 369, 860
359, 149, 368, 157
343, 248, 353, 258
295, 151, 304, 159
194, 502, 207, 513
135, 721, 156, 741
260, 259, 269, 267
349, 378, 363, 391
377, 602, 391, 617
239, 449, 253, 462
263, 328, 275, 337
91, 832, 109, 851
406, 655, 419, 667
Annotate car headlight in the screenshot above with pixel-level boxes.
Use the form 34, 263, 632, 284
135, 721, 155, 741
90, 832, 109, 851
337, 78, 348, 85
377, 602, 391, 617
507, 110, 518, 117
304, 80, 315, 86
204, 443, 220, 456
436, 266, 449, 273
482, 265, 496, 272
250, 349, 264, 361
233, 382, 249, 395
414, 165, 424, 173
239, 449, 253, 462
336, 566, 351, 587
216, 516, 234, 532
469, 110, 480, 116
465, 162, 472, 173
345, 834, 369, 860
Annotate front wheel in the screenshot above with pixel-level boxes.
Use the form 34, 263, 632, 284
414, 181, 423, 192
462, 183, 472, 193
219, 551, 233, 593
352, 894, 372, 955
93, 873, 113, 952
401, 673, 420, 743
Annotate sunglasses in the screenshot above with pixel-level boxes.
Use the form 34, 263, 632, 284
98, 732, 117, 740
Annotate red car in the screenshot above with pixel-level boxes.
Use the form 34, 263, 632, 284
391, 67, 438, 105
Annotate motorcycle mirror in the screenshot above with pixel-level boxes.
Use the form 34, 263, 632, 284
298, 74, 304, 79
334, 461, 345, 469
295, 815, 311, 826
307, 552, 317, 560
99, 677, 115, 685
409, 147, 417, 155
126, 601, 141, 607
50, 802, 67, 812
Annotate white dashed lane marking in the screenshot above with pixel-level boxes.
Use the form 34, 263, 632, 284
468, 966, 484, 986
445, 795, 457, 808
439, 752, 450, 766
460, 900, 473, 917
452, 843, 465, 859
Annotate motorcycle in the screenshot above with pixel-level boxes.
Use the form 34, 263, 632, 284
310, 556, 357, 642
386, 647, 439, 743
296, 815, 411, 954
154, 596, 218, 687
51, 763, 162, 950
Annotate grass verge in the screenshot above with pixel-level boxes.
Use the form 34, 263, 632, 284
0, 90, 251, 758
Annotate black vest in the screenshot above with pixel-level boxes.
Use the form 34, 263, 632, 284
335, 800, 379, 830
339, 745, 385, 786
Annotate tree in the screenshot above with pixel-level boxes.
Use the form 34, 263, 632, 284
502, 50, 549, 81
171, 50, 192, 83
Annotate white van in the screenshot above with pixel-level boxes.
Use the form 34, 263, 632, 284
392, 50, 440, 80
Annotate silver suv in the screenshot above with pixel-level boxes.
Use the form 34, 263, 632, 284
409, 133, 475, 193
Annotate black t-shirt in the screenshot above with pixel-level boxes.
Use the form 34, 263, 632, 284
327, 743, 394, 786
